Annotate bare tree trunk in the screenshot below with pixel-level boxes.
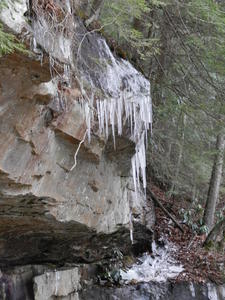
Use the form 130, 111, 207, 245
192, 183, 197, 203
203, 132, 225, 231
169, 113, 186, 196
204, 218, 225, 248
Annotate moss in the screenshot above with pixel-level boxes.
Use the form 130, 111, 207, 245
204, 240, 214, 250
76, 9, 88, 21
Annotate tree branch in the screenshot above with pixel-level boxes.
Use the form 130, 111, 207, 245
147, 187, 184, 232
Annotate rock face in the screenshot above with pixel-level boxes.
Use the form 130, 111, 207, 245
0, 265, 225, 300
0, 0, 154, 267
79, 282, 225, 300
0, 265, 48, 300
34, 268, 81, 300
0, 2, 224, 300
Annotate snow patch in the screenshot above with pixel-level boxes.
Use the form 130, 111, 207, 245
207, 283, 219, 300
121, 240, 184, 283
189, 282, 196, 298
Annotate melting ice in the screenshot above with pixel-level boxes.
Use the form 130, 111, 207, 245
78, 38, 152, 196
121, 240, 184, 283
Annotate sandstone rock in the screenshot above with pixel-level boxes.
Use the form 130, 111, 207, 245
1, 3, 224, 300
34, 268, 80, 300
0, 1, 154, 267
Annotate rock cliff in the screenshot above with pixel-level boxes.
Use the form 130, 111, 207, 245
0, 2, 225, 300
0, 0, 154, 268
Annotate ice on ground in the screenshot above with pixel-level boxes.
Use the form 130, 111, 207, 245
121, 240, 184, 283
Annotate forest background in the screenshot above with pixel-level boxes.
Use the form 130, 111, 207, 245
84, 0, 225, 243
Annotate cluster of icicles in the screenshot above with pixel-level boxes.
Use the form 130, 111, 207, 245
78, 74, 152, 197
95, 95, 151, 193
78, 39, 153, 198
29, 0, 152, 199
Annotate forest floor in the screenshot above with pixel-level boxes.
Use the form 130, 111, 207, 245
149, 182, 225, 284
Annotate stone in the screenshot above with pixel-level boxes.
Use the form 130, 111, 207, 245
0, 265, 48, 300
0, 1, 154, 267
34, 268, 80, 300
79, 282, 225, 300
0, 3, 224, 300
1, 265, 225, 300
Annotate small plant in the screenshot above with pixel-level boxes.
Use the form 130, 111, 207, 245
216, 208, 225, 222
199, 224, 209, 234
97, 268, 121, 284
96, 248, 123, 285
180, 204, 209, 234
0, 23, 27, 57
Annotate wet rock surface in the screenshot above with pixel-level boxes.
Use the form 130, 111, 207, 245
79, 282, 225, 300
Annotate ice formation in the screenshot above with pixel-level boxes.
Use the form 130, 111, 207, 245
29, 0, 152, 196
78, 38, 152, 196
121, 240, 184, 283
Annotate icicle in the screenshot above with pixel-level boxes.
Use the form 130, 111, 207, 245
30, 0, 153, 196
133, 102, 137, 140
100, 100, 105, 136
132, 156, 137, 199
104, 99, 109, 139
129, 212, 134, 244
65, 0, 72, 13
85, 103, 91, 143
117, 96, 123, 135
136, 153, 140, 191
96, 100, 101, 135
130, 102, 133, 135
63, 64, 71, 87
109, 99, 116, 149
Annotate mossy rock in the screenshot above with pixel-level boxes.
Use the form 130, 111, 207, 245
77, 10, 88, 21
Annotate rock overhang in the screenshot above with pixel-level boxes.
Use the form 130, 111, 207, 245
0, 0, 154, 266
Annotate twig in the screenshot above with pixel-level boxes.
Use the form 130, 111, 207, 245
147, 187, 184, 233
70, 129, 88, 171
187, 234, 196, 250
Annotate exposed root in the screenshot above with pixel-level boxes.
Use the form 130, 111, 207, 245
70, 129, 88, 171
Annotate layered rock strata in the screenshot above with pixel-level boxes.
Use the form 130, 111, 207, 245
0, 265, 225, 300
0, 0, 154, 267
